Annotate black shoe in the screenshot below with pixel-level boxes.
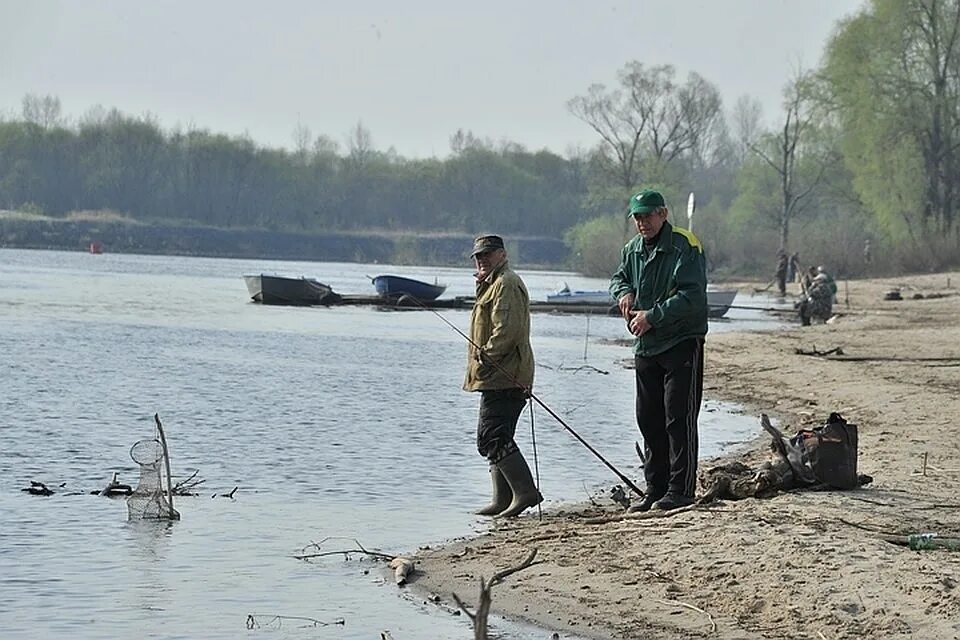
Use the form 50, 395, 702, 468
627, 492, 664, 513
653, 493, 694, 511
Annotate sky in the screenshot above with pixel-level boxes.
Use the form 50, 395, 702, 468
0, 0, 865, 159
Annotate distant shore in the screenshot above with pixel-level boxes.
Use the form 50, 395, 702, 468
408, 272, 960, 639
0, 211, 568, 268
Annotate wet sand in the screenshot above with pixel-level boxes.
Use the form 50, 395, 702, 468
409, 272, 960, 639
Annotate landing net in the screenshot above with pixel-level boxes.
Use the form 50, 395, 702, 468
126, 426, 180, 520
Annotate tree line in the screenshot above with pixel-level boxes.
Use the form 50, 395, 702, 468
0, 103, 590, 241
2, 0, 958, 277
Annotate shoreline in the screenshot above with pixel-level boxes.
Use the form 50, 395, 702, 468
407, 272, 960, 639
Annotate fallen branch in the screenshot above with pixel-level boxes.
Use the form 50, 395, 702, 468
173, 469, 205, 496
795, 346, 845, 357
452, 549, 538, 640
246, 614, 344, 629
658, 598, 717, 633
294, 537, 395, 562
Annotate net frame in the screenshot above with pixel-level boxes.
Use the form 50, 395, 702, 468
126, 414, 180, 521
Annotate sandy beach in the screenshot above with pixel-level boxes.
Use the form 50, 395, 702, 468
409, 272, 960, 639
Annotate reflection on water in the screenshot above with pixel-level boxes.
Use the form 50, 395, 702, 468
0, 249, 779, 639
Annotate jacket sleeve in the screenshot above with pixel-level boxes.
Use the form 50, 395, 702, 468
609, 241, 635, 301
646, 241, 707, 327
481, 279, 524, 363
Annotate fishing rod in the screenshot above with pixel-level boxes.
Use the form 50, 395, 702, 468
393, 294, 646, 498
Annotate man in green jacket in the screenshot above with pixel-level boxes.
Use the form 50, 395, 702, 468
464, 234, 541, 518
610, 189, 708, 511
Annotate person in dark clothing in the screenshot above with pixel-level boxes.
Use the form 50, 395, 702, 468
463, 234, 541, 518
610, 189, 709, 512
797, 266, 835, 325
775, 249, 789, 296
788, 252, 801, 285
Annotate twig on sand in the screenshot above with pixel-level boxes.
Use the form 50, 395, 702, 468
452, 549, 539, 640
838, 518, 899, 536
657, 599, 717, 633
583, 502, 706, 525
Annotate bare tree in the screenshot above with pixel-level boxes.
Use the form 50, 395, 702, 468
345, 120, 374, 167
568, 62, 724, 191
292, 120, 312, 164
21, 94, 63, 130
743, 70, 831, 251
731, 95, 763, 165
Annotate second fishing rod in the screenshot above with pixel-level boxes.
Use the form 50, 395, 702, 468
398, 293, 645, 498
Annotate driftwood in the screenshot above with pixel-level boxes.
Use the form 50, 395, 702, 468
389, 557, 416, 586
245, 614, 344, 629
698, 414, 872, 502
21, 480, 60, 496
795, 346, 845, 357
293, 537, 416, 588
451, 549, 538, 640
172, 469, 205, 495
293, 537, 396, 562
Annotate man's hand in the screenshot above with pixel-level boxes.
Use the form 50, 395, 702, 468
628, 310, 653, 336
617, 293, 635, 323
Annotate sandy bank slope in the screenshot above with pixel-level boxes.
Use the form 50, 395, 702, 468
410, 272, 960, 639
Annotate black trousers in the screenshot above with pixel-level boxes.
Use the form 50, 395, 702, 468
634, 338, 704, 498
476, 388, 527, 463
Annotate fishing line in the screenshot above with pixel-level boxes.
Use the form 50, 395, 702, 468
527, 397, 542, 521
395, 295, 645, 497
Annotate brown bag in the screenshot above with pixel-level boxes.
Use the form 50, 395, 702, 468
791, 413, 859, 489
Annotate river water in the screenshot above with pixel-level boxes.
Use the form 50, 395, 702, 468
0, 249, 778, 640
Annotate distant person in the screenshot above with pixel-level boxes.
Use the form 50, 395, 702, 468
464, 234, 541, 518
863, 239, 872, 266
775, 249, 789, 296
610, 189, 708, 512
817, 265, 838, 302
787, 252, 801, 284
798, 266, 834, 325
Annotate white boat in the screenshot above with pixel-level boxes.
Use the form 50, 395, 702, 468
547, 285, 738, 318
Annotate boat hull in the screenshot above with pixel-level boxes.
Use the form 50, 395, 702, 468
243, 274, 340, 306
546, 288, 738, 318
372, 275, 447, 301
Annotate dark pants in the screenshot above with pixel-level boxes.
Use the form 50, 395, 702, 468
635, 338, 704, 498
477, 388, 527, 463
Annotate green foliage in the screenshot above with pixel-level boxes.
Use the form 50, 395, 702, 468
822, 0, 960, 247
563, 214, 626, 277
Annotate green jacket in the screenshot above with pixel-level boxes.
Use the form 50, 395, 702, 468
463, 261, 535, 392
609, 221, 708, 357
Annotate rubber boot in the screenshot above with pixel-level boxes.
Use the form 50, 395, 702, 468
475, 464, 512, 516
496, 450, 543, 517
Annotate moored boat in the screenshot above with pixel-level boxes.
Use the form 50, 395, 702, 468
372, 275, 447, 301
546, 285, 738, 318
243, 274, 341, 305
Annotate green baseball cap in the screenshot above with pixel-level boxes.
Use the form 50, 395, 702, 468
627, 189, 665, 217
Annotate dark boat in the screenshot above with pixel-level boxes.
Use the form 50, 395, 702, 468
243, 274, 342, 305
372, 275, 447, 301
